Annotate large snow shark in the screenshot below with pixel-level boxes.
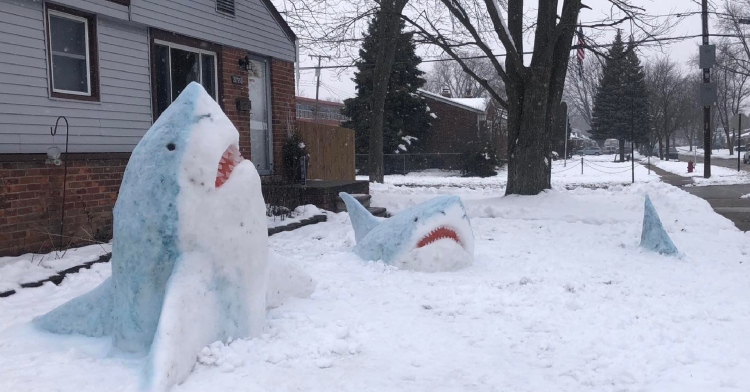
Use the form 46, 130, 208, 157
340, 192, 475, 271
34, 82, 292, 391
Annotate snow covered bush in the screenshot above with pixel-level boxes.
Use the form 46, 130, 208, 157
459, 142, 501, 177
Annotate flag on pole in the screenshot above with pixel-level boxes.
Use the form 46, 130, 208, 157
577, 24, 585, 77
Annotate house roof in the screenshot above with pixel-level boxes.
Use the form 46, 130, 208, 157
296, 96, 344, 108
261, 0, 297, 42
417, 89, 487, 114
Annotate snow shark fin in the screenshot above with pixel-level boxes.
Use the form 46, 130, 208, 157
640, 195, 679, 256
340, 192, 380, 243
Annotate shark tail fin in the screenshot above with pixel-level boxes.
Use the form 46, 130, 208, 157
339, 192, 380, 243
640, 195, 679, 256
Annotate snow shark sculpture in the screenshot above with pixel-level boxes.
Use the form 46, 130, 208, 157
640, 195, 679, 256
340, 192, 474, 272
34, 82, 283, 391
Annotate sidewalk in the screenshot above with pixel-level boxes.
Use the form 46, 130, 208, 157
649, 165, 750, 232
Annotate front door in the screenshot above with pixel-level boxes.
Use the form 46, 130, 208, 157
247, 57, 272, 175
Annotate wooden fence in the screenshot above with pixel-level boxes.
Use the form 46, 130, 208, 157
296, 121, 356, 181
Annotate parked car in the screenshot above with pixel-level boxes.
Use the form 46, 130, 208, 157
603, 146, 617, 154
667, 148, 679, 160
579, 147, 602, 156
744, 150, 750, 164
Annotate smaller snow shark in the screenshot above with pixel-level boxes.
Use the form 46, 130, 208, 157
340, 193, 474, 271
640, 195, 679, 256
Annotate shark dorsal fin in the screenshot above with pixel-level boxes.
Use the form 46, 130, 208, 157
640, 194, 679, 256
340, 192, 380, 243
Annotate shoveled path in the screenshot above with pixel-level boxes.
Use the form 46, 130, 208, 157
649, 165, 750, 232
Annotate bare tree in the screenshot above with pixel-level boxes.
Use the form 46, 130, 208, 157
563, 56, 602, 129
424, 52, 502, 98
714, 40, 750, 155
646, 57, 686, 159
717, 0, 750, 77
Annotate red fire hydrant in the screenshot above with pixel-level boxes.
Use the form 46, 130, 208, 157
687, 161, 694, 173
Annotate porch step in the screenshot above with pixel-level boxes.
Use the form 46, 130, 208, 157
367, 206, 389, 218
335, 194, 371, 212
335, 194, 390, 218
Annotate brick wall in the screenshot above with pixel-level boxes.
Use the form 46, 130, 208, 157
221, 47, 252, 158
0, 53, 298, 257
270, 59, 296, 178
0, 155, 127, 256
424, 97, 482, 154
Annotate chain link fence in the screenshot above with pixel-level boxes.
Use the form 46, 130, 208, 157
355, 153, 463, 175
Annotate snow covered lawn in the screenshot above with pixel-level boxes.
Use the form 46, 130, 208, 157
647, 159, 750, 186
358, 156, 659, 191
2, 180, 750, 391
677, 147, 746, 160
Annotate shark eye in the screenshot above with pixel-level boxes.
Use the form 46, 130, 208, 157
166, 143, 176, 151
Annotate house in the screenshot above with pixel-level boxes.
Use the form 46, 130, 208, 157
417, 88, 495, 158
295, 96, 349, 126
0, 0, 298, 256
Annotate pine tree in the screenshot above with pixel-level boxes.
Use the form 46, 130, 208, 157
590, 31, 650, 160
341, 16, 432, 155
623, 37, 650, 146
590, 30, 628, 143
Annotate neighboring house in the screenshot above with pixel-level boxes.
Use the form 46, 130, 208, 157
0, 0, 298, 256
296, 96, 348, 126
417, 89, 489, 154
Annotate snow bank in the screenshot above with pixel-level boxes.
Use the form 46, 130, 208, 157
649, 159, 750, 186
0, 244, 111, 292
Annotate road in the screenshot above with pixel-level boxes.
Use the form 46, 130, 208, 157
651, 157, 750, 232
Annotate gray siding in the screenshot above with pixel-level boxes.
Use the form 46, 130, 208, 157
131, 0, 296, 62
50, 0, 129, 20
0, 0, 152, 154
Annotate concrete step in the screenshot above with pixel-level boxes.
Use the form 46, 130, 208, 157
335, 193, 371, 212
367, 206, 388, 218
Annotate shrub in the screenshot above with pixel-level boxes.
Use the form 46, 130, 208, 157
282, 133, 310, 182
459, 142, 500, 177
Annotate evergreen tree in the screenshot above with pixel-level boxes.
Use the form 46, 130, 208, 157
622, 37, 650, 146
590, 30, 628, 143
590, 31, 650, 160
341, 16, 432, 155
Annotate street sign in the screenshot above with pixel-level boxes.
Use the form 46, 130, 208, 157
731, 113, 749, 131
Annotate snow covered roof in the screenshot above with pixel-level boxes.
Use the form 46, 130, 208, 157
417, 89, 487, 113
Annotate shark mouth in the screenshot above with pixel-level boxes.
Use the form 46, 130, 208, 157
215, 145, 243, 188
416, 226, 463, 249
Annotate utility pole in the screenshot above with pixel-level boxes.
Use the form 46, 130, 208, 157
310, 55, 331, 121
701, 0, 713, 178
631, 97, 635, 184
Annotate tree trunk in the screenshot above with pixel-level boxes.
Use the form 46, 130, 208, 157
506, 70, 551, 195
367, 1, 405, 183
658, 138, 663, 159
618, 139, 626, 161
665, 135, 671, 161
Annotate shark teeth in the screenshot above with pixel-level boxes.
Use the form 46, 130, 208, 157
416, 226, 462, 249
215, 145, 243, 188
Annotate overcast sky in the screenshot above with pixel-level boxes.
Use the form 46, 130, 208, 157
293, 0, 723, 100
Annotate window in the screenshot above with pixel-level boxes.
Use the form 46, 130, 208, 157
216, 0, 235, 16
45, 5, 99, 101
153, 40, 218, 119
